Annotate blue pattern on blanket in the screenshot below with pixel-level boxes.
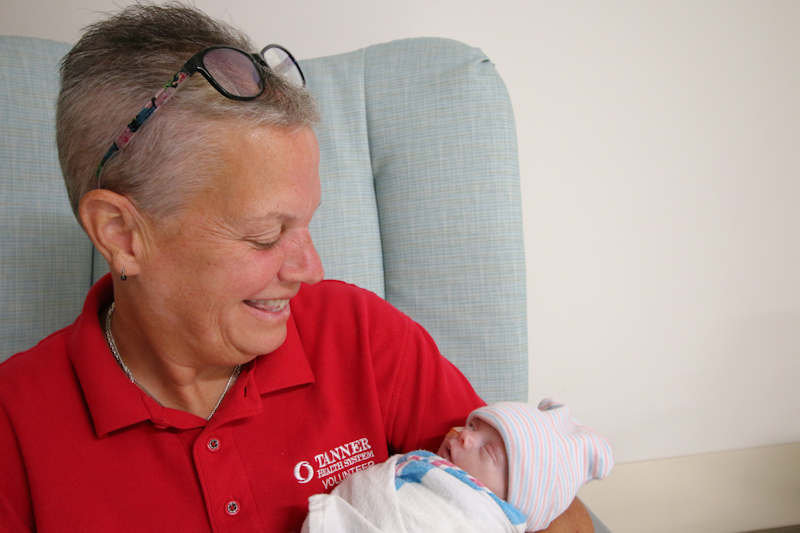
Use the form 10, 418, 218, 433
394, 450, 526, 526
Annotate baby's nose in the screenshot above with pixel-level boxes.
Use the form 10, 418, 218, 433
459, 431, 475, 448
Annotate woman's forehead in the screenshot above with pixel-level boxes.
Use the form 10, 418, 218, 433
195, 126, 320, 216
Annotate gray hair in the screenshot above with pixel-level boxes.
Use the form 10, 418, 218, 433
57, 2, 320, 221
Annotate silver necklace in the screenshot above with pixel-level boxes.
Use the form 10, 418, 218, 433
104, 302, 241, 421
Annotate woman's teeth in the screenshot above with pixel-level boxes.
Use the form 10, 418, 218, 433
245, 299, 289, 312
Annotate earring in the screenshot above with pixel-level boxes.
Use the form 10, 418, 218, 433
120, 267, 127, 281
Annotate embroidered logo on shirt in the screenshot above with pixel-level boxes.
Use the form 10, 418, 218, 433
294, 461, 314, 483
293, 437, 375, 489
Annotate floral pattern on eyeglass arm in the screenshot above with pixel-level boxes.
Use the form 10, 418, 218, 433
95, 69, 190, 181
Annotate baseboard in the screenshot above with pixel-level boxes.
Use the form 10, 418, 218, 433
578, 442, 800, 533
744, 526, 800, 533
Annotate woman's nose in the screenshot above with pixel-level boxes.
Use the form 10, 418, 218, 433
279, 229, 325, 285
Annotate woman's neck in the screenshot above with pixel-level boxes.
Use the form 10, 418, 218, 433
103, 300, 240, 420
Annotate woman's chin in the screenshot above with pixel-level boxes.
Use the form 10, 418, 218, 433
236, 328, 288, 358
229, 302, 290, 352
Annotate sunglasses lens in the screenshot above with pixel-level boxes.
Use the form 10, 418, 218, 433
262, 46, 304, 87
204, 48, 263, 98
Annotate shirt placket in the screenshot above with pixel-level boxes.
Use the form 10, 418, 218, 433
193, 370, 265, 533
195, 422, 262, 532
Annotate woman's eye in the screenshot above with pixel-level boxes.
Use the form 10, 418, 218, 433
251, 239, 279, 250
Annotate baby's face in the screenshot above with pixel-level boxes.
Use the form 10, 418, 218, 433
436, 417, 509, 500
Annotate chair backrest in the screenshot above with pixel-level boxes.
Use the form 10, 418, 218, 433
0, 36, 527, 404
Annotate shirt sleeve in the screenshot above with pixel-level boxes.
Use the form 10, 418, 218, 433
361, 289, 486, 454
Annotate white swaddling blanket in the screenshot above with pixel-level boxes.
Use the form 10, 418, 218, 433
302, 450, 527, 533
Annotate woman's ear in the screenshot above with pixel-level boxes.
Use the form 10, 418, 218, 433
79, 189, 146, 278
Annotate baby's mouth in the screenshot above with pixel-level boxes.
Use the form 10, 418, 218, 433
442, 441, 454, 462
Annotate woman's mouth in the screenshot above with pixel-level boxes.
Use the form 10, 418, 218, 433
244, 299, 290, 312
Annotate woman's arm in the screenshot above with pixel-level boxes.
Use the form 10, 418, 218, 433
538, 498, 594, 533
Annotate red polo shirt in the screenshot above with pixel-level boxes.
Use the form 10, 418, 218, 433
0, 276, 484, 532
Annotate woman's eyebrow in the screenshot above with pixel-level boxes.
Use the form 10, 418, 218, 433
241, 211, 288, 223
241, 201, 322, 225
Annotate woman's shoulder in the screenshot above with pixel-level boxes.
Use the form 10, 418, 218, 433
290, 280, 417, 347
0, 327, 73, 401
294, 280, 405, 317
296, 279, 381, 299
1, 327, 70, 373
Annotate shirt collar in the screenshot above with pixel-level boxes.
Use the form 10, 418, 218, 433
68, 275, 315, 437
251, 314, 315, 395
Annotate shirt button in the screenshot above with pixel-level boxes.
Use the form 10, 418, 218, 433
226, 500, 240, 516
207, 438, 220, 452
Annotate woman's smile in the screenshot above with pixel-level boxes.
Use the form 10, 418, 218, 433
244, 299, 291, 313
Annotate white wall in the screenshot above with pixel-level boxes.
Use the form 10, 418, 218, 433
3, 1, 799, 466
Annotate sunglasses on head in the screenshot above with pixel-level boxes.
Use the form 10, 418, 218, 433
95, 44, 305, 184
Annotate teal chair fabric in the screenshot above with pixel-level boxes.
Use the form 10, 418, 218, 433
0, 35, 612, 533
0, 37, 94, 358
305, 38, 528, 405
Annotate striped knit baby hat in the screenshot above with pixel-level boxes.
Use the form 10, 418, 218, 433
467, 399, 613, 532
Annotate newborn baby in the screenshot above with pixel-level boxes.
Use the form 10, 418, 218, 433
303, 400, 613, 533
